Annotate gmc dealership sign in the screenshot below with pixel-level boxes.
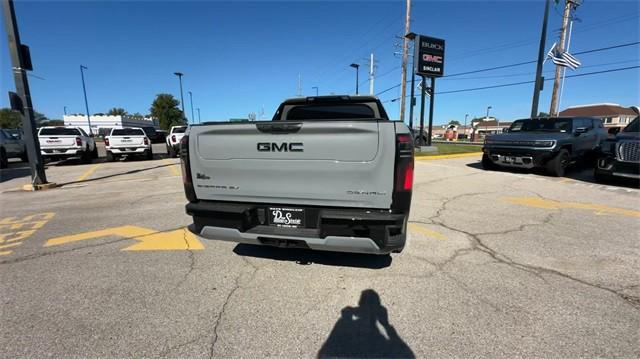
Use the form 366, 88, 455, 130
414, 35, 445, 77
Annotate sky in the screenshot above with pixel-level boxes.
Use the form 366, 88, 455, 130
0, 0, 638, 125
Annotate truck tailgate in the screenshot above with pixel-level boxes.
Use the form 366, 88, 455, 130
108, 136, 145, 147
39, 136, 77, 149
189, 121, 396, 208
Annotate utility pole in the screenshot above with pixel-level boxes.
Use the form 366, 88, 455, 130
399, 0, 412, 123
464, 113, 469, 140
80, 65, 92, 135
558, 19, 574, 111
369, 53, 375, 95
549, 0, 576, 116
2, 0, 47, 185
297, 73, 302, 97
530, 0, 550, 118
196, 108, 201, 123
188, 91, 194, 125
63, 106, 67, 115
173, 72, 186, 121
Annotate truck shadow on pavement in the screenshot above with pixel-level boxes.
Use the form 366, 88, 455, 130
318, 289, 415, 358
58, 163, 176, 186
232, 244, 392, 269
0, 166, 31, 183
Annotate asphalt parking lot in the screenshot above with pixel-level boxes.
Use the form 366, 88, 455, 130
1, 150, 638, 358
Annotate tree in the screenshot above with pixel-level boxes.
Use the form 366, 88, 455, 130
107, 107, 128, 116
538, 112, 550, 118
149, 94, 185, 130
447, 120, 461, 126
41, 119, 64, 126
0, 108, 22, 128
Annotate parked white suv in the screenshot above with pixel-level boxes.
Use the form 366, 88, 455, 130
38, 126, 98, 163
105, 127, 153, 161
166, 125, 187, 157
0, 129, 27, 168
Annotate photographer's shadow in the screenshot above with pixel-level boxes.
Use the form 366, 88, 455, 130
318, 289, 414, 358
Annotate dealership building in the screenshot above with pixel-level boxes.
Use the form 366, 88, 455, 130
63, 115, 159, 136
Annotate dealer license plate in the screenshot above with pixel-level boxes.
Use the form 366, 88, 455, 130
268, 207, 305, 228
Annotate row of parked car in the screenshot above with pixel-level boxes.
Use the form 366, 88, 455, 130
481, 116, 640, 183
0, 125, 187, 168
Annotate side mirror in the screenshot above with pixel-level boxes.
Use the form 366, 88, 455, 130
608, 127, 620, 136
574, 127, 588, 135
89, 133, 95, 138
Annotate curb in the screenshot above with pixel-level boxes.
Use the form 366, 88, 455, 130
415, 152, 483, 161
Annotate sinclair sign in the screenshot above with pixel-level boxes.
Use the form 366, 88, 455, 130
414, 35, 445, 77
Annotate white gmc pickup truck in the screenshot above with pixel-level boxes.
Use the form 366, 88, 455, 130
180, 96, 414, 254
38, 126, 98, 163
105, 127, 153, 161
166, 125, 187, 157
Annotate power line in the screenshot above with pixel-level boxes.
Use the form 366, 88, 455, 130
381, 65, 638, 101
376, 41, 639, 95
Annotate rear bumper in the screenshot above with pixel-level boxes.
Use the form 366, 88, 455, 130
186, 201, 407, 254
107, 147, 149, 155
40, 148, 82, 157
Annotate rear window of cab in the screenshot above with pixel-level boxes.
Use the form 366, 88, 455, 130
111, 128, 145, 136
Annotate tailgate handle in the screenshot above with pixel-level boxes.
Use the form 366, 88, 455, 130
256, 123, 302, 134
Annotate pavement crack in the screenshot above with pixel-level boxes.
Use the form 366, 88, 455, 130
431, 219, 640, 310
208, 264, 258, 358
175, 228, 196, 290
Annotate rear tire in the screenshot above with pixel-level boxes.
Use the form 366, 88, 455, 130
0, 148, 8, 169
167, 145, 175, 158
481, 153, 497, 170
92, 145, 99, 159
81, 149, 92, 164
146, 148, 154, 160
106, 151, 115, 162
546, 149, 570, 177
20, 150, 28, 163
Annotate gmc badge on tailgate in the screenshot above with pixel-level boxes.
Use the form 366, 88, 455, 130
257, 142, 303, 152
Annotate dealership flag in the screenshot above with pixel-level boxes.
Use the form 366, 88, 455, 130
545, 42, 581, 70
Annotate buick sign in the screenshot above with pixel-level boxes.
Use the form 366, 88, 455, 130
414, 35, 445, 77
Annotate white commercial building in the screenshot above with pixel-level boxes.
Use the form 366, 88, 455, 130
63, 115, 159, 136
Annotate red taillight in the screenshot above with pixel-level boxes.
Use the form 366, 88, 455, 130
75, 137, 82, 146
172, 135, 176, 143
403, 161, 414, 190
104, 137, 110, 146
144, 137, 149, 145
394, 133, 414, 192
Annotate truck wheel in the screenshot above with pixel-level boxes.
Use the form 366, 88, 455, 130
167, 145, 175, 158
146, 148, 154, 160
20, 151, 28, 163
481, 153, 497, 170
546, 149, 570, 177
92, 145, 99, 159
0, 148, 7, 169
106, 151, 115, 162
81, 149, 92, 164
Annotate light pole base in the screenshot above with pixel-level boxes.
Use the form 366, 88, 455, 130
22, 182, 58, 191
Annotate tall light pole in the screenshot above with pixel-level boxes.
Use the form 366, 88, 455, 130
312, 86, 319, 96
63, 106, 67, 115
188, 91, 194, 125
399, 0, 412, 123
349, 63, 360, 95
80, 65, 92, 135
3, 0, 47, 185
196, 108, 201, 123
173, 72, 186, 121
531, 0, 550, 118
486, 106, 492, 119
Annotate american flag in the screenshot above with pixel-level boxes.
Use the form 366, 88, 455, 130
546, 42, 581, 70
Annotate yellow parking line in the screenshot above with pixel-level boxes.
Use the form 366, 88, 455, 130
0, 251, 12, 256
409, 223, 447, 240
0, 242, 22, 250
504, 197, 640, 218
415, 152, 482, 161
75, 164, 100, 182
163, 159, 181, 176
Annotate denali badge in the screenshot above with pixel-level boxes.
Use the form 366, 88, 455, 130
257, 142, 303, 152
